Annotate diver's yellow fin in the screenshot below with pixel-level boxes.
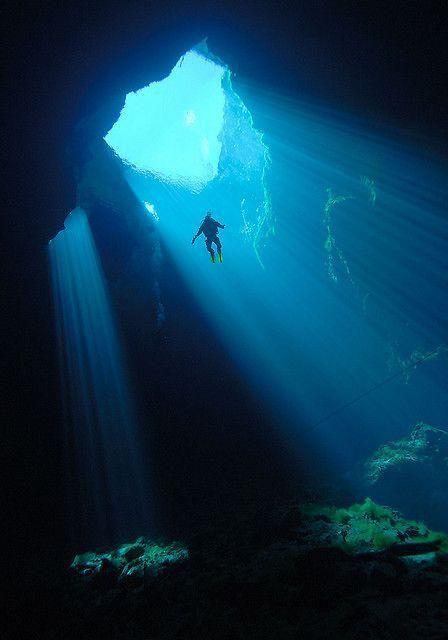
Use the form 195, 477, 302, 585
218, 252, 223, 263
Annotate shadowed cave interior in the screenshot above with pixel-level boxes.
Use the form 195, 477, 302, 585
5, 8, 448, 639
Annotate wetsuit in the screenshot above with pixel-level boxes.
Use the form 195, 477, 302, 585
193, 216, 225, 262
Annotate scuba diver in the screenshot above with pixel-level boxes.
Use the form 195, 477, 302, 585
191, 211, 225, 263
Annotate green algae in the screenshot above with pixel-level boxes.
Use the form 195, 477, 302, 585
301, 497, 448, 555
323, 188, 355, 283
71, 538, 189, 574
364, 422, 448, 484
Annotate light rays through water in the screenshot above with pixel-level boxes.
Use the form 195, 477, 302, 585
108, 60, 448, 483
49, 208, 150, 547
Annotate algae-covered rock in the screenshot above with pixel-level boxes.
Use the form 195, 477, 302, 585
118, 543, 145, 562
361, 423, 448, 529
62, 497, 448, 639
70, 538, 189, 589
299, 497, 448, 556
364, 422, 448, 485
70, 554, 120, 588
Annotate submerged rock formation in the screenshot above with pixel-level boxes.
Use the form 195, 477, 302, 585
71, 538, 189, 589
365, 422, 448, 485
299, 497, 448, 556
60, 498, 448, 639
362, 423, 448, 529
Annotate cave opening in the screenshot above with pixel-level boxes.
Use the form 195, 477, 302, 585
104, 41, 274, 267
105, 48, 226, 191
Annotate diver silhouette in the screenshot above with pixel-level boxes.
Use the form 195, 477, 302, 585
191, 211, 225, 263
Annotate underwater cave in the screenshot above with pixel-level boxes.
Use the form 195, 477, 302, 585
22, 18, 448, 640
48, 35, 448, 552
48, 41, 280, 550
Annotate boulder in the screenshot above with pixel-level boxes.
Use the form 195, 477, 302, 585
363, 422, 448, 529
365, 422, 448, 485
70, 538, 189, 589
120, 543, 145, 562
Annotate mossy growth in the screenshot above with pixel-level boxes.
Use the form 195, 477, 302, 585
301, 497, 448, 555
364, 422, 448, 484
71, 538, 189, 573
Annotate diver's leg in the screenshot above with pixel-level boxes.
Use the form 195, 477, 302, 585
214, 236, 222, 262
206, 237, 215, 262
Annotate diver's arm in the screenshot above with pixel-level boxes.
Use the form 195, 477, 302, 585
216, 220, 225, 228
192, 224, 203, 244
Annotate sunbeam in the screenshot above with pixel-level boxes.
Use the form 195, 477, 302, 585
49, 208, 150, 548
